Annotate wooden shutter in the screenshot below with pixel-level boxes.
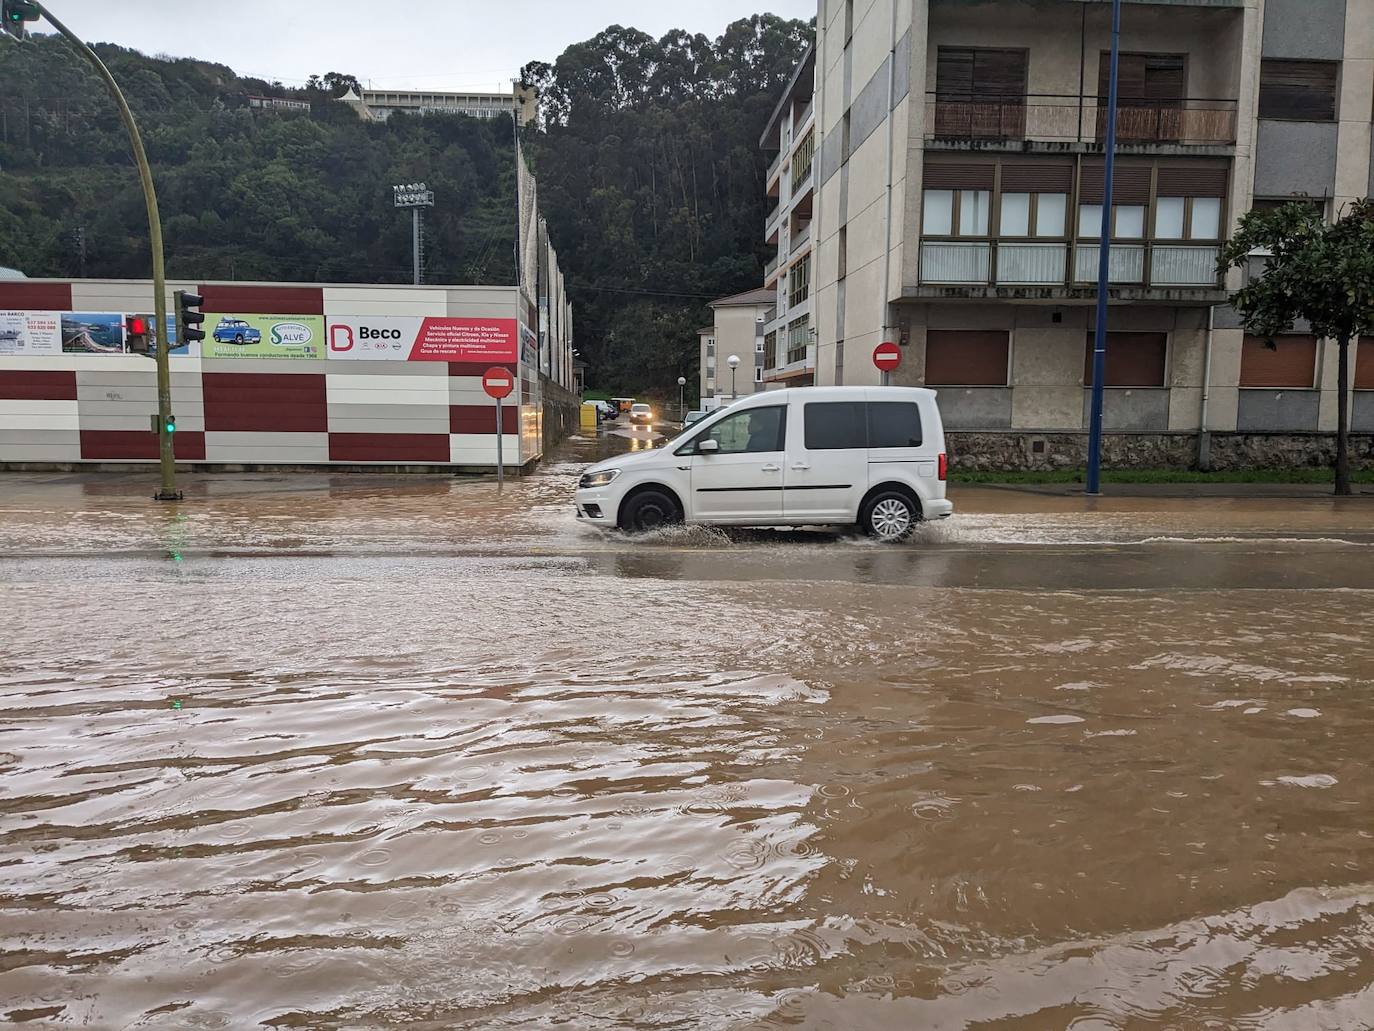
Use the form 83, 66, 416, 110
1354, 339, 1374, 390
1157, 165, 1229, 197
1083, 332, 1168, 387
923, 161, 995, 189
1259, 60, 1338, 121
936, 48, 975, 99
1080, 162, 1152, 205
1239, 334, 1317, 388
975, 49, 1027, 99
1101, 53, 1147, 104
926, 331, 1010, 386
1001, 162, 1074, 192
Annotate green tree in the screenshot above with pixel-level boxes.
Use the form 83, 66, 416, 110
1219, 199, 1374, 495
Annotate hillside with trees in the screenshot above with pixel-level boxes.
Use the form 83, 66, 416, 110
0, 15, 812, 392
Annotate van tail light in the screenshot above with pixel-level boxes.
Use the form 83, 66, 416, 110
938, 453, 948, 481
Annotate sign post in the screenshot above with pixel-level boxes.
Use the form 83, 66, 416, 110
482, 366, 515, 488
873, 341, 901, 386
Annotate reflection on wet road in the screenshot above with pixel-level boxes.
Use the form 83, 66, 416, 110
2, 432, 1374, 1028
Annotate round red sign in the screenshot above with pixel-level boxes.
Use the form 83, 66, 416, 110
873, 341, 901, 372
482, 366, 515, 400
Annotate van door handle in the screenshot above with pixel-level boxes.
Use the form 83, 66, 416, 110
760, 463, 781, 472
790, 462, 810, 470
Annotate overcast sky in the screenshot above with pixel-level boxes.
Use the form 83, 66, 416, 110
42, 1, 818, 91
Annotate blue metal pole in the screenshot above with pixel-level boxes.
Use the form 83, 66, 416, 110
1086, 0, 1122, 496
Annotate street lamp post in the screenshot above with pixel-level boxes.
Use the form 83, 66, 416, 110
727, 354, 741, 400
392, 182, 435, 285
676, 376, 686, 422
19, 2, 179, 500
1085, 0, 1123, 496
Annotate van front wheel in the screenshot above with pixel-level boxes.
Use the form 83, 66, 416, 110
861, 491, 917, 542
620, 490, 682, 533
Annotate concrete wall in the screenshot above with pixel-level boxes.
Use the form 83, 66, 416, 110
1254, 121, 1340, 197
1262, 0, 1347, 60
0, 279, 550, 470
710, 305, 769, 397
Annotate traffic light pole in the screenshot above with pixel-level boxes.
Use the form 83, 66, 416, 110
35, 3, 179, 499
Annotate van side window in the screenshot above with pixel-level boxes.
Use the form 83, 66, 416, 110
868, 402, 923, 448
803, 401, 867, 449
693, 405, 786, 454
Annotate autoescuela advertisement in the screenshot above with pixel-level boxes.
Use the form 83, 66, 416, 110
200, 314, 325, 360
0, 311, 186, 355
325, 316, 518, 362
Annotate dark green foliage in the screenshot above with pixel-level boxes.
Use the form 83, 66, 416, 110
521, 15, 812, 394
0, 34, 516, 285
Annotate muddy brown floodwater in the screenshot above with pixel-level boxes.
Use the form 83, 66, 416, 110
3, 430, 1374, 1028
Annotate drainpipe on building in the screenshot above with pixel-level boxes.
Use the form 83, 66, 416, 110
1198, 305, 1215, 470
878, 0, 898, 381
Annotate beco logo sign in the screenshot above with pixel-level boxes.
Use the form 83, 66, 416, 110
271, 322, 313, 347
359, 326, 402, 340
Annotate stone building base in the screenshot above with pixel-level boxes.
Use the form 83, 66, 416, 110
946, 432, 1374, 473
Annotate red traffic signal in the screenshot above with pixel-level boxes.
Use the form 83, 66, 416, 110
127, 316, 148, 336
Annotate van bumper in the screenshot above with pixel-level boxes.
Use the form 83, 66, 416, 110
923, 498, 954, 520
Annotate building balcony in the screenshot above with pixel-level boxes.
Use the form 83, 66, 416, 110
767, 149, 784, 189
765, 202, 784, 244
917, 239, 1222, 296
790, 221, 812, 256
764, 253, 782, 286
924, 94, 1238, 151
793, 100, 814, 140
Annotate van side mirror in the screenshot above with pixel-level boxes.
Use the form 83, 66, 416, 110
697, 438, 719, 454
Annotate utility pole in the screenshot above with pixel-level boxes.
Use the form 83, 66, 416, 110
1086, 0, 1122, 496
393, 182, 434, 285
17, 2, 180, 499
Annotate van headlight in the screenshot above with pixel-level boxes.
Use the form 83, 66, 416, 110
579, 468, 620, 489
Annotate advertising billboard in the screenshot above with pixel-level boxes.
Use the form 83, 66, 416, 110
325, 316, 518, 362
0, 311, 61, 355
201, 314, 325, 360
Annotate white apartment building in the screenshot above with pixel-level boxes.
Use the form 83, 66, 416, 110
803, 0, 1374, 467
341, 86, 537, 126
699, 288, 773, 406
761, 47, 819, 388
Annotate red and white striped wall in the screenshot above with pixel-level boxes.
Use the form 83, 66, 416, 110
0, 280, 549, 468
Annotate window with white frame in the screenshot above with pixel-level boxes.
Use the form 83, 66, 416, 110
923, 189, 991, 236
998, 192, 1068, 237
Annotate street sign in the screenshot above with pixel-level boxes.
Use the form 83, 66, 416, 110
483, 366, 514, 488
482, 367, 514, 400
873, 341, 901, 373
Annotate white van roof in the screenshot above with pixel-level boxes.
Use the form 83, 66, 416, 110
729, 385, 938, 407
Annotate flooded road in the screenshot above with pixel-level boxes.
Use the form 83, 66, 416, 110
3, 433, 1374, 1028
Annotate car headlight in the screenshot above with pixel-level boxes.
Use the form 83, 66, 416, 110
578, 468, 621, 489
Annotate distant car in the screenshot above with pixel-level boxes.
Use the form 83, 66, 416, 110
683, 410, 707, 427
213, 317, 261, 345
593, 400, 618, 421
629, 403, 653, 424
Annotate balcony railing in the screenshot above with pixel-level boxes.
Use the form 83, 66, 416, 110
791, 221, 812, 255
925, 93, 1238, 147
765, 253, 781, 280
765, 202, 784, 241
921, 239, 1221, 288
766, 149, 783, 182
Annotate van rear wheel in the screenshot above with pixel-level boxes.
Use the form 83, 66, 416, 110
861, 491, 917, 542
620, 490, 681, 533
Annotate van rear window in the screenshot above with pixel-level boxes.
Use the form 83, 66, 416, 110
803, 400, 923, 449
868, 402, 923, 448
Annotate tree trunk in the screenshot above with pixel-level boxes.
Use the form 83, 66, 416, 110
1335, 333, 1351, 496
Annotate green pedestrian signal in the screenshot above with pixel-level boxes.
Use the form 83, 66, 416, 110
165, 414, 176, 434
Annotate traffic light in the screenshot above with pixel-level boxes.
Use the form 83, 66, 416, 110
126, 315, 152, 357
2, 1, 40, 40
165, 414, 176, 434
175, 290, 205, 345
149, 412, 176, 434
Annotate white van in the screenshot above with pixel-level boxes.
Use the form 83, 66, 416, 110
574, 386, 952, 541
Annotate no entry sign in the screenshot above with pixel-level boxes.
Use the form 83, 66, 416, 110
482, 366, 515, 400
873, 341, 901, 373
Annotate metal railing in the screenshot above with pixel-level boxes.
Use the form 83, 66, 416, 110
765, 202, 784, 240
925, 93, 1238, 146
791, 221, 812, 255
921, 239, 1221, 288
764, 253, 781, 280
